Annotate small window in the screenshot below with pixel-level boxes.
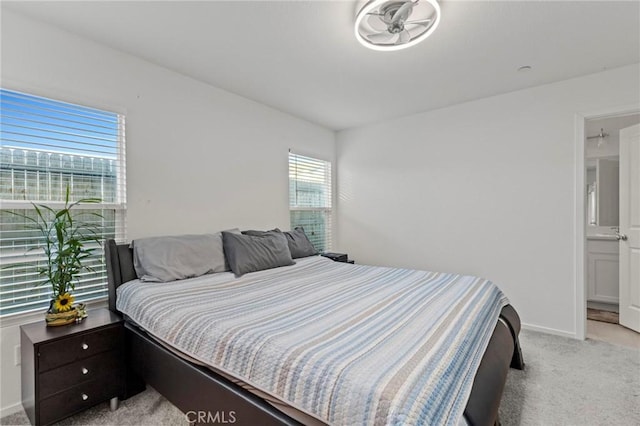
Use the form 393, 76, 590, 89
288, 151, 332, 252
0, 88, 127, 316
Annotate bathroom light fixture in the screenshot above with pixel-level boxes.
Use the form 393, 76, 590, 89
587, 128, 609, 147
355, 0, 441, 51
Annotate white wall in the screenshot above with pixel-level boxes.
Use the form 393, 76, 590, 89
336, 64, 640, 338
0, 10, 335, 415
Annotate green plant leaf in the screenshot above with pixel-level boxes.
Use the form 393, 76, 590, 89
1, 185, 105, 298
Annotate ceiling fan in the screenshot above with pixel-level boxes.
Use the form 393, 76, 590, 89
355, 0, 441, 51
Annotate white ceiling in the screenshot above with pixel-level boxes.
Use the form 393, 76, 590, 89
3, 1, 639, 131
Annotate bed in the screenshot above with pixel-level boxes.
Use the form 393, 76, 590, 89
106, 239, 524, 426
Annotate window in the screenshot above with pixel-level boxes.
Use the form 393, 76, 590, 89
289, 152, 332, 252
0, 89, 126, 316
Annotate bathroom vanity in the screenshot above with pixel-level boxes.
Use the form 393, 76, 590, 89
586, 236, 619, 306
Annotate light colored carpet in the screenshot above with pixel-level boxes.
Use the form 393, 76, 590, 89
0, 386, 186, 426
1, 329, 638, 425
587, 308, 619, 324
499, 329, 640, 425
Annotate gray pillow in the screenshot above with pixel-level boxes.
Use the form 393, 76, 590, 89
132, 233, 228, 282
241, 229, 277, 237
243, 228, 317, 259
285, 227, 318, 258
222, 231, 294, 276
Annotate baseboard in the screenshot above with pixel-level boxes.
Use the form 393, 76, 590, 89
521, 322, 577, 339
587, 301, 619, 313
1, 401, 23, 418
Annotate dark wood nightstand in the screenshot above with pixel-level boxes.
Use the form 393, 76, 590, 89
20, 309, 125, 425
321, 252, 354, 264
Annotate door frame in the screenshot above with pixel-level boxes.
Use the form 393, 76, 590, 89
574, 104, 640, 340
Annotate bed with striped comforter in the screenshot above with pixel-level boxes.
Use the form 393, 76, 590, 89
116, 255, 509, 426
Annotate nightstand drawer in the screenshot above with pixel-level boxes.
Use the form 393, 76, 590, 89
39, 377, 121, 425
38, 325, 122, 372
39, 349, 122, 399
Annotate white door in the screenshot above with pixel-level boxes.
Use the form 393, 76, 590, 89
619, 124, 640, 333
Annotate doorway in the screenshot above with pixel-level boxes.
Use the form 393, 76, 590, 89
576, 108, 640, 345
584, 114, 640, 347
576, 108, 640, 347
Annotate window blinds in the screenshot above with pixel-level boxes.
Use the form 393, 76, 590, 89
0, 88, 126, 316
288, 152, 332, 252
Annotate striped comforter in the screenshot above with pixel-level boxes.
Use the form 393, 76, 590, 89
117, 256, 509, 425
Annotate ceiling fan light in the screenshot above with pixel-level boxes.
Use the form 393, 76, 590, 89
354, 0, 441, 51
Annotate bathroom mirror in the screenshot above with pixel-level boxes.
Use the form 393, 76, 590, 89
586, 157, 619, 227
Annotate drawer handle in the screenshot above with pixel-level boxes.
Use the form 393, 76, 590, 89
81, 393, 89, 401
81, 367, 89, 375
81, 343, 89, 350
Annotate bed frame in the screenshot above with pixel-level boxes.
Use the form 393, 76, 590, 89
106, 239, 524, 426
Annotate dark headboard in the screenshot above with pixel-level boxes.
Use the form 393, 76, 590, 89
105, 239, 138, 313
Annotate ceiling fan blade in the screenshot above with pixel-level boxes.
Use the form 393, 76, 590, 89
368, 32, 393, 42
368, 10, 391, 24
391, 1, 414, 24
404, 18, 432, 26
367, 14, 389, 32
397, 30, 411, 44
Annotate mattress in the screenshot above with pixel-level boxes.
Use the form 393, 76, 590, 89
117, 256, 508, 425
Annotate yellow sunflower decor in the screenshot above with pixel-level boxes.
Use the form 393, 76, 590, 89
45, 293, 80, 327
54, 293, 74, 312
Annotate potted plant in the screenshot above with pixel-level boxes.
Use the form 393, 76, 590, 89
6, 186, 102, 326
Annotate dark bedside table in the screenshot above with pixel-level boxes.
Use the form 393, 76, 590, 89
321, 252, 354, 264
20, 308, 125, 426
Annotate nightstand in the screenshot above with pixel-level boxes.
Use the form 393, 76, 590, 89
321, 252, 354, 264
20, 309, 125, 425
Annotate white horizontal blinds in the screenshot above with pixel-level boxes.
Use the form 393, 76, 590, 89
0, 88, 126, 316
289, 152, 332, 252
